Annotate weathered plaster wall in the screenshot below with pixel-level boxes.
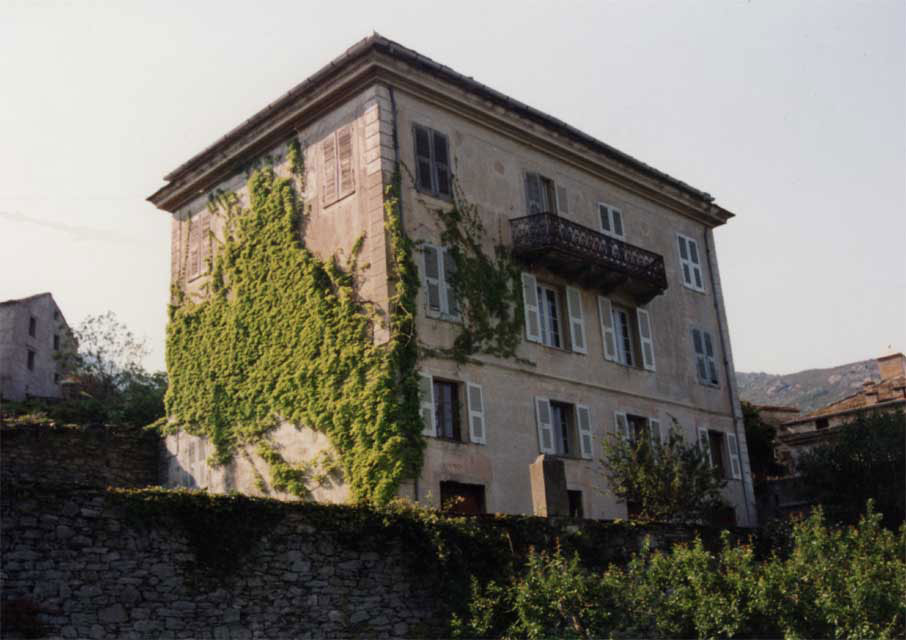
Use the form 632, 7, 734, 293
391, 87, 754, 524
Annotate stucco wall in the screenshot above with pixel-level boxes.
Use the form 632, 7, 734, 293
0, 295, 68, 402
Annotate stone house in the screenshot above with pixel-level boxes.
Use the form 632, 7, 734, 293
0, 292, 71, 402
775, 353, 906, 470
148, 35, 757, 526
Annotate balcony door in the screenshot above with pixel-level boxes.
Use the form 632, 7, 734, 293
525, 172, 555, 214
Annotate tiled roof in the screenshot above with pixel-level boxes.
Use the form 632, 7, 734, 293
783, 375, 906, 425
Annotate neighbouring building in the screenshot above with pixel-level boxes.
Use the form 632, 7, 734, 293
775, 353, 906, 470
148, 35, 757, 526
0, 293, 71, 402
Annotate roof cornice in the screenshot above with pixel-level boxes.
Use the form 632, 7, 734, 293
148, 34, 735, 226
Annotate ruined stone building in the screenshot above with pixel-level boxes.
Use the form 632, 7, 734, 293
148, 35, 757, 526
0, 292, 70, 402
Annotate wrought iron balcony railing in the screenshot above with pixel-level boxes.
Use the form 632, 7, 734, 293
510, 212, 668, 303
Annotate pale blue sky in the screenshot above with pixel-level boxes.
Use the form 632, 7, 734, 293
1, 0, 903, 374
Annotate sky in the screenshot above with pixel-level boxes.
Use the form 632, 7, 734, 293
1, 0, 903, 375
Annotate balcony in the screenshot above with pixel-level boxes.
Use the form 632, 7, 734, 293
510, 212, 668, 303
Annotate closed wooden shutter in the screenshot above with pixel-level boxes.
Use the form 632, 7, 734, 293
565, 287, 587, 354
522, 272, 541, 342
432, 131, 451, 197
636, 308, 656, 371
170, 217, 182, 282
649, 418, 662, 448
698, 426, 712, 466
337, 125, 355, 199
414, 126, 433, 193
423, 245, 442, 314
200, 213, 211, 274
614, 412, 629, 441
688, 238, 704, 289
441, 248, 459, 317
678, 235, 704, 291
534, 397, 555, 454
556, 184, 569, 215
466, 382, 486, 444
576, 404, 593, 459
419, 373, 435, 437
703, 331, 719, 385
726, 433, 742, 479
525, 172, 543, 214
598, 296, 617, 361
321, 133, 338, 206
692, 329, 708, 382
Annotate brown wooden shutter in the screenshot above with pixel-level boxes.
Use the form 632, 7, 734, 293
337, 125, 355, 199
321, 132, 338, 206
414, 126, 433, 192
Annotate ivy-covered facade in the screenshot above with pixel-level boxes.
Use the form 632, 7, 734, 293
148, 35, 758, 525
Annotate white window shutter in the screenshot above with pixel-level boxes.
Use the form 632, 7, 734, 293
423, 245, 442, 315
441, 248, 459, 318
726, 433, 742, 479
556, 184, 569, 215
688, 239, 704, 290
698, 426, 712, 466
576, 405, 593, 460
703, 331, 719, 385
418, 373, 435, 437
614, 412, 629, 441
598, 296, 617, 361
636, 308, 656, 371
321, 132, 338, 206
534, 397, 555, 454
466, 382, 486, 445
565, 287, 587, 354
522, 272, 541, 343
649, 418, 662, 447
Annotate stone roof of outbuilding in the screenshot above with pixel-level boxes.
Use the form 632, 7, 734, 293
782, 375, 906, 426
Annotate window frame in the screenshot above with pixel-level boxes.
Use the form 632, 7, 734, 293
676, 233, 706, 293
691, 327, 720, 387
432, 378, 462, 442
28, 316, 36, 338
611, 305, 636, 367
321, 125, 357, 208
421, 243, 461, 321
597, 202, 625, 239
537, 283, 564, 349
26, 348, 35, 371
413, 124, 452, 200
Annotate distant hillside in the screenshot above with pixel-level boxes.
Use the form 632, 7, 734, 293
736, 359, 880, 413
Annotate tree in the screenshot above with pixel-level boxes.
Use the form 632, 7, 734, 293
36, 311, 167, 426
600, 422, 728, 524
796, 410, 905, 528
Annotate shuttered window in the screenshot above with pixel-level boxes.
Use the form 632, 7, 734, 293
522, 273, 542, 343
321, 125, 356, 208
649, 418, 662, 448
614, 412, 629, 441
524, 171, 561, 214
466, 382, 486, 444
576, 404, 593, 459
598, 203, 624, 239
413, 124, 451, 199
535, 397, 555, 454
677, 234, 705, 292
170, 217, 182, 283
422, 244, 460, 319
598, 296, 617, 361
186, 212, 209, 281
636, 308, 656, 371
698, 426, 713, 466
726, 432, 742, 479
692, 328, 720, 386
565, 287, 587, 354
419, 373, 436, 437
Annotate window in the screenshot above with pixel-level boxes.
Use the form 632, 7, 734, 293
187, 212, 212, 281
433, 380, 461, 441
598, 297, 656, 371
525, 172, 569, 215
28, 316, 36, 338
614, 412, 662, 447
567, 490, 584, 519
26, 349, 35, 371
535, 397, 593, 459
53, 334, 60, 351
598, 203, 624, 239
422, 244, 459, 319
413, 125, 451, 199
697, 427, 742, 480
418, 372, 486, 444
691, 328, 719, 386
677, 234, 705, 292
321, 125, 356, 207
537, 284, 562, 348
440, 481, 485, 514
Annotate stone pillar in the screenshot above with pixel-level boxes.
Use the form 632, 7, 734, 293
529, 454, 569, 517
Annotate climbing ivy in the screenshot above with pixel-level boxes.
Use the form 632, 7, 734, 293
432, 181, 524, 363
163, 141, 423, 504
